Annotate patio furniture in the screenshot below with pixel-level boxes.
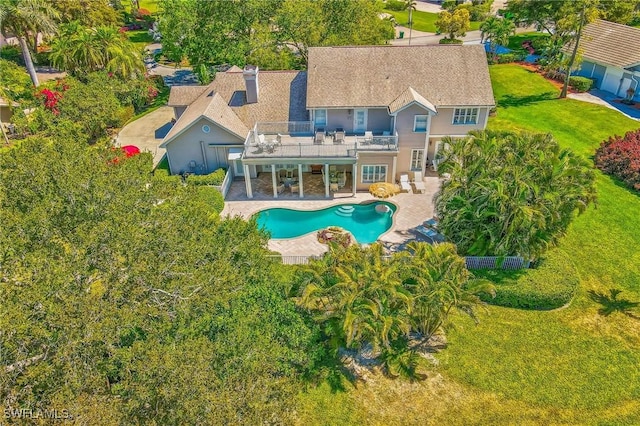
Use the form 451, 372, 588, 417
278, 169, 287, 182
315, 130, 325, 144
400, 173, 412, 193
425, 217, 438, 228
330, 183, 339, 192
364, 131, 373, 144
334, 130, 345, 144
290, 183, 299, 193
413, 171, 426, 194
277, 184, 285, 194
415, 225, 440, 241
338, 172, 346, 188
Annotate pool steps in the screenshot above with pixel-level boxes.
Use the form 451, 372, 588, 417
335, 206, 355, 217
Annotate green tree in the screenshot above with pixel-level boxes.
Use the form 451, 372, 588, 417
50, 23, 145, 79
598, 0, 640, 24
435, 131, 597, 261
0, 134, 318, 423
405, 0, 416, 45
480, 16, 516, 57
435, 8, 471, 41
0, 0, 59, 86
51, 0, 122, 27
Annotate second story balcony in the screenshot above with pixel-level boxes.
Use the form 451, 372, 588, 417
243, 122, 398, 160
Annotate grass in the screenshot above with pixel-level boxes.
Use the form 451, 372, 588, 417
125, 30, 154, 50
297, 64, 640, 424
386, 9, 481, 33
125, 0, 159, 14
506, 31, 550, 51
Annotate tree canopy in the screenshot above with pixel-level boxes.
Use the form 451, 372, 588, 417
435, 8, 471, 41
157, 0, 394, 75
0, 134, 319, 423
435, 131, 597, 261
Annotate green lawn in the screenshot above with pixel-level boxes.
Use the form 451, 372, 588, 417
298, 64, 640, 424
506, 31, 549, 51
125, 30, 154, 50
386, 9, 481, 33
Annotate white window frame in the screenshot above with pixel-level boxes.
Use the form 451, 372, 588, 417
361, 164, 387, 183
410, 149, 424, 171
452, 108, 479, 125
413, 115, 427, 132
314, 109, 327, 127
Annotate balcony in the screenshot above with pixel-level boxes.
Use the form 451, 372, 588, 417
243, 122, 398, 160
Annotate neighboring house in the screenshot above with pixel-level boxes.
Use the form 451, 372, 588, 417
161, 45, 494, 198
573, 19, 640, 101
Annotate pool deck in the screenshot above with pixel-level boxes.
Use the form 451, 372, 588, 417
222, 176, 441, 256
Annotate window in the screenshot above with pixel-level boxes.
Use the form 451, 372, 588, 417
314, 109, 327, 126
452, 108, 479, 125
202, 124, 211, 133
361, 165, 387, 183
410, 149, 424, 171
414, 115, 427, 132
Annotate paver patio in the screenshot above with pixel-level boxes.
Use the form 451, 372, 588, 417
222, 176, 441, 257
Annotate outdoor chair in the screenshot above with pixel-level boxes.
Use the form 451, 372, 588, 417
334, 130, 345, 144
400, 173, 412, 193
278, 169, 287, 182
415, 225, 440, 241
364, 131, 373, 144
290, 184, 299, 194
315, 130, 325, 144
277, 184, 285, 194
413, 171, 426, 194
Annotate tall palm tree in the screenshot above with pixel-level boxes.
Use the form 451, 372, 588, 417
0, 0, 59, 87
404, 0, 417, 46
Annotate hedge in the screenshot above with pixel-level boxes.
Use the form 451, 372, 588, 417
474, 250, 578, 310
439, 38, 463, 45
569, 76, 593, 92
187, 168, 226, 186
384, 0, 406, 11
196, 186, 225, 213
595, 129, 640, 191
488, 52, 527, 64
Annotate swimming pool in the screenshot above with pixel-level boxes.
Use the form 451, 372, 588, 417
255, 201, 397, 244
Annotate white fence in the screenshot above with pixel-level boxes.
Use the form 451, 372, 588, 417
268, 254, 530, 269
215, 168, 233, 199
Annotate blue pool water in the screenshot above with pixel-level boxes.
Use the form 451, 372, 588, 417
255, 202, 397, 244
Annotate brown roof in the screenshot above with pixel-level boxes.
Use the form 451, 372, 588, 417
210, 70, 308, 125
162, 91, 250, 145
388, 87, 437, 114
161, 69, 308, 147
572, 20, 640, 68
168, 86, 209, 106
306, 45, 494, 108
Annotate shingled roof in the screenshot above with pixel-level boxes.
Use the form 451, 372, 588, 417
306, 45, 495, 108
572, 19, 640, 68
388, 87, 437, 114
162, 69, 308, 146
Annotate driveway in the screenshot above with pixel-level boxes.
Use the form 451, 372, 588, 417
116, 106, 175, 166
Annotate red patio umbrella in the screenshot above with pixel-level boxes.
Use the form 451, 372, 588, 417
121, 145, 141, 157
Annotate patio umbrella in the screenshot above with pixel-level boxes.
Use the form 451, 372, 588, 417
121, 145, 141, 157
369, 182, 400, 199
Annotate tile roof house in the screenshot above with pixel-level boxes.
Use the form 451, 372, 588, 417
160, 44, 494, 199
572, 19, 640, 101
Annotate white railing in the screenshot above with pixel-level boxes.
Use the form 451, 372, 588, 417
254, 121, 314, 137
215, 168, 234, 199
355, 132, 398, 151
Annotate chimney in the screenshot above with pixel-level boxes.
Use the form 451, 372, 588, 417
243, 65, 259, 104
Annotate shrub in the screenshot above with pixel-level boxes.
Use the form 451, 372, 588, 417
474, 250, 578, 310
195, 186, 225, 213
488, 52, 526, 64
384, 0, 406, 12
595, 129, 640, 191
317, 227, 353, 248
187, 168, 227, 186
0, 45, 22, 65
568, 76, 593, 92
439, 38, 463, 44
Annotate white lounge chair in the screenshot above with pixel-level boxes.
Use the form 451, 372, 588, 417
400, 174, 412, 193
413, 171, 426, 194
315, 130, 325, 144
364, 131, 373, 144
334, 130, 345, 144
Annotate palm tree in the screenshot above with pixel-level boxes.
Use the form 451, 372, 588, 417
404, 0, 417, 46
480, 16, 516, 58
50, 24, 145, 79
0, 0, 59, 87
400, 242, 495, 341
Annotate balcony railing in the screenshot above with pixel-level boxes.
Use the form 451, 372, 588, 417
355, 133, 398, 151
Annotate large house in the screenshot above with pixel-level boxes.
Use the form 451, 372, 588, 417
573, 19, 640, 101
161, 45, 495, 198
